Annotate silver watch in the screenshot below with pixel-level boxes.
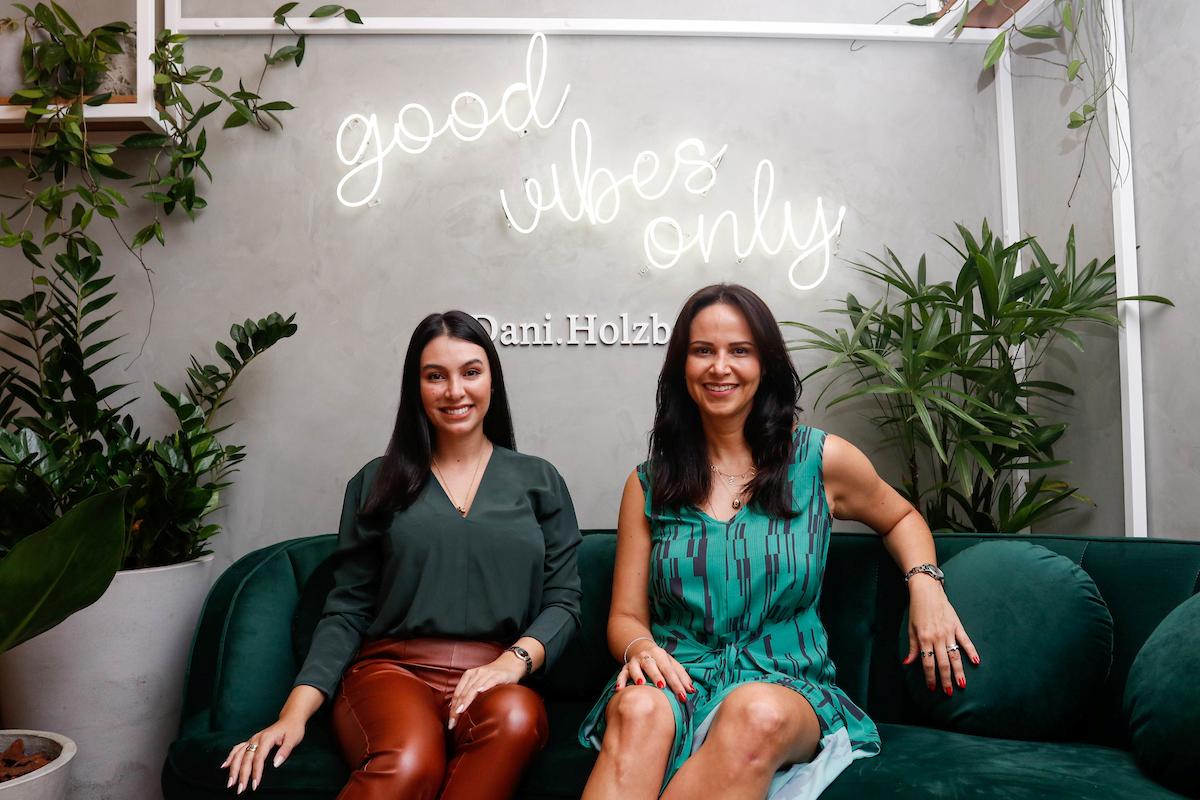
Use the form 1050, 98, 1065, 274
505, 645, 533, 677
903, 563, 945, 586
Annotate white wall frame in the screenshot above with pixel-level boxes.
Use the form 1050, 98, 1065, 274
0, 0, 167, 148
1102, 0, 1148, 537
165, 0, 1149, 537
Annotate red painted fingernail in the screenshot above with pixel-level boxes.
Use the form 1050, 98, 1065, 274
972, 655, 980, 665
958, 676, 966, 689
615, 684, 623, 691
944, 686, 953, 697
678, 692, 686, 701
636, 679, 644, 685
656, 681, 665, 689
688, 686, 696, 693
927, 682, 935, 692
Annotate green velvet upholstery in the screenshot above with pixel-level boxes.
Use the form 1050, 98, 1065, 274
1124, 591, 1200, 797
900, 542, 1115, 740
164, 531, 1200, 799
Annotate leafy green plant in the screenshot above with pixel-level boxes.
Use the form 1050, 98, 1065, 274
0, 257, 297, 565
786, 221, 1172, 532
0, 489, 126, 653
909, 1, 1118, 202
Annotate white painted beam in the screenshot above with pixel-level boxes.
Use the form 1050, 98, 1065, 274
1102, 0, 1148, 537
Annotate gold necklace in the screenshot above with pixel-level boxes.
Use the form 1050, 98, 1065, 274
432, 444, 489, 517
708, 465, 752, 511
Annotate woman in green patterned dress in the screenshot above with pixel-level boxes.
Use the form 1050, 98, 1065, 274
579, 284, 980, 800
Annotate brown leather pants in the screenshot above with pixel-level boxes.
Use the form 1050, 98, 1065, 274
331, 638, 548, 800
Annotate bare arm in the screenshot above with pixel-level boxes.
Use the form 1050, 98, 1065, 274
822, 433, 980, 694
604, 469, 695, 699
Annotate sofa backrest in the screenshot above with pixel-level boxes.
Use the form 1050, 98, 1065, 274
195, 531, 1200, 750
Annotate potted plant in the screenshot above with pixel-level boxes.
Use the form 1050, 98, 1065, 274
0, 3, 354, 797
0, 491, 123, 799
786, 221, 1172, 532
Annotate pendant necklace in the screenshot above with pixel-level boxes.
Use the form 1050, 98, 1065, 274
433, 444, 489, 517
709, 463, 756, 511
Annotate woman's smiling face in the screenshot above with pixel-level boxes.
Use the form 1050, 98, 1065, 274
684, 302, 762, 423
419, 334, 492, 440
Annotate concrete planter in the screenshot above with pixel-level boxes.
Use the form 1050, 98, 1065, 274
0, 731, 76, 800
0, 556, 215, 800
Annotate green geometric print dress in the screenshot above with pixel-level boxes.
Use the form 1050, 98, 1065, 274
579, 426, 880, 798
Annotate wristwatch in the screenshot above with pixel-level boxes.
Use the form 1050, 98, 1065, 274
903, 563, 945, 586
505, 645, 533, 677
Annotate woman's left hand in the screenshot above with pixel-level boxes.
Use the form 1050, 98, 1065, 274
903, 579, 980, 695
447, 654, 526, 730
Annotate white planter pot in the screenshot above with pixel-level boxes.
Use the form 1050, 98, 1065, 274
0, 731, 76, 800
0, 556, 215, 800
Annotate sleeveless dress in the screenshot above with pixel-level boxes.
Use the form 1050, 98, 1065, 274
579, 426, 880, 799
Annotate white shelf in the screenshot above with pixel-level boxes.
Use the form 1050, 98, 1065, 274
0, 0, 165, 149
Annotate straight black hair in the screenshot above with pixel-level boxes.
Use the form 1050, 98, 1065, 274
648, 284, 802, 519
359, 311, 515, 522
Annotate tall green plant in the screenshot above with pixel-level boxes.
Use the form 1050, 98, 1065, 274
0, 263, 297, 565
786, 221, 1171, 532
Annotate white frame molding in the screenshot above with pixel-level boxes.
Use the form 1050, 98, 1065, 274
165, 0, 1148, 536
0, 0, 166, 146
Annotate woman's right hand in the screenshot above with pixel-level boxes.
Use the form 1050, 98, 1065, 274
616, 641, 696, 703
221, 715, 306, 794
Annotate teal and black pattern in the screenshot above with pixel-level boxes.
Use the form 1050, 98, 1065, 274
580, 425, 880, 790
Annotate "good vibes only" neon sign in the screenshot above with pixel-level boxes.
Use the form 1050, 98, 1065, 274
335, 33, 846, 291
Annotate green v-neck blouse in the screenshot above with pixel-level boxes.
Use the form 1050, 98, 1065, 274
294, 447, 583, 698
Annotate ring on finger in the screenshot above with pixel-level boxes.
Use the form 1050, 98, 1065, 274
946, 644, 960, 653
246, 743, 259, 753
640, 653, 656, 663
920, 650, 935, 658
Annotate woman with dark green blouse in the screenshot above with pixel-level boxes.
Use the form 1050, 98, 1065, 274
222, 311, 583, 800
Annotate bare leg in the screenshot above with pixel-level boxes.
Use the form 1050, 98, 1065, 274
661, 683, 820, 800
581, 687, 676, 800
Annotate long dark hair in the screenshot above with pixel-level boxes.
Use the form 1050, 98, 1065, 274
648, 284, 802, 519
359, 311, 515, 522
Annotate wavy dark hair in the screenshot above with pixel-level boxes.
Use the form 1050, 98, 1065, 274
359, 311, 515, 522
648, 284, 802, 519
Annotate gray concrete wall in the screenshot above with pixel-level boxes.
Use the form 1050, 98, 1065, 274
1124, 1, 1200, 540
17, 2, 1195, 564
1011, 5, 1122, 535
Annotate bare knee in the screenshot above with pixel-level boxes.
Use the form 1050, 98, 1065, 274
706, 686, 809, 769
604, 687, 674, 750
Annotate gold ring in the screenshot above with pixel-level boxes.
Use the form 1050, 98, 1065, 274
246, 743, 259, 753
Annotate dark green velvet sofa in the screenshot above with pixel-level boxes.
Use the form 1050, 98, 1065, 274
163, 531, 1200, 799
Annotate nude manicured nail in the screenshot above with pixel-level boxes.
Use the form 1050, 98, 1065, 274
273, 755, 282, 768
237, 783, 245, 795
253, 779, 259, 791
227, 776, 234, 788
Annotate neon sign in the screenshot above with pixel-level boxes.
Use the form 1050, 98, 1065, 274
334, 32, 846, 290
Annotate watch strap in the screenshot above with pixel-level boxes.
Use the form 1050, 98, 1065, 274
506, 645, 533, 677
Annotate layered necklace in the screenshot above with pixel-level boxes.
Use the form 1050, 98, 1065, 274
708, 463, 757, 512
432, 443, 490, 517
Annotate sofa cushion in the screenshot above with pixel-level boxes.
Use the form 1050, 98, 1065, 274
542, 534, 619, 699
821, 723, 1185, 800
164, 723, 346, 798
901, 541, 1114, 740
1124, 591, 1200, 797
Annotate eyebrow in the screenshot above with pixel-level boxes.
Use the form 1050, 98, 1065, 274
689, 340, 755, 347
422, 358, 484, 371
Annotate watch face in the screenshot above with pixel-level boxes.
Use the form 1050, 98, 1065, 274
929, 566, 945, 579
